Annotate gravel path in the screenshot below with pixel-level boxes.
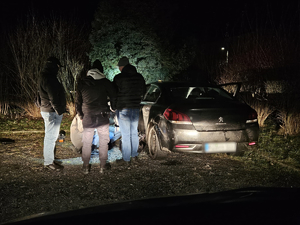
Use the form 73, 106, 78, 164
1, 138, 300, 224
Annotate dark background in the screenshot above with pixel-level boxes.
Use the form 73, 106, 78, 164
1, 0, 299, 41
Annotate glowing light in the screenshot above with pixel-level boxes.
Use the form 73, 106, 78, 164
248, 142, 256, 146
221, 47, 225, 50
175, 145, 190, 148
163, 108, 192, 124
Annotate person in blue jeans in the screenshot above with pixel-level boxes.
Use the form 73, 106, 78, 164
38, 57, 66, 171
113, 57, 146, 166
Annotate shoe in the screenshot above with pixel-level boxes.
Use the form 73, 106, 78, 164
82, 164, 90, 175
116, 159, 131, 167
100, 163, 111, 173
44, 163, 64, 172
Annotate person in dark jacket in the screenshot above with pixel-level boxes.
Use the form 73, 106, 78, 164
38, 57, 66, 171
113, 57, 146, 166
76, 60, 117, 174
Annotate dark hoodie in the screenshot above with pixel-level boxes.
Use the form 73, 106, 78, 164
76, 69, 117, 128
38, 62, 66, 115
113, 64, 146, 109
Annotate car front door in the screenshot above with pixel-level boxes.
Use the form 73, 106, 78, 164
140, 84, 161, 137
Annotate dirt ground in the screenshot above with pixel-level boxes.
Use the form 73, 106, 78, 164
1, 133, 300, 224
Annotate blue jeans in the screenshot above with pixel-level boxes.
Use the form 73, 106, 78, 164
117, 108, 140, 161
41, 111, 63, 165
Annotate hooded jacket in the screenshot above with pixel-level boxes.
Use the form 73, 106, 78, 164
38, 62, 66, 115
76, 69, 117, 128
113, 64, 146, 109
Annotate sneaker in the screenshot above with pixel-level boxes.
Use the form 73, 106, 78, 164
82, 164, 90, 175
44, 163, 64, 172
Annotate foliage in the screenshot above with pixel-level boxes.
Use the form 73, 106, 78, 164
238, 93, 274, 127
214, 4, 300, 134
274, 94, 300, 136
254, 118, 300, 167
5, 15, 90, 117
89, 0, 196, 83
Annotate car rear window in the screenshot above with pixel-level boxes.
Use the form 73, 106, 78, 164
169, 87, 233, 100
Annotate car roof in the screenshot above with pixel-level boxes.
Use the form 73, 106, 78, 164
147, 81, 217, 88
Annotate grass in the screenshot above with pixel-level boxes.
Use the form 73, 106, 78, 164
240, 118, 300, 170
0, 114, 73, 133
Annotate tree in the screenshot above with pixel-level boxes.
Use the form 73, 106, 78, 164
89, 0, 196, 83
8, 15, 90, 116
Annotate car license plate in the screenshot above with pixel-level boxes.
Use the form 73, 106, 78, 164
204, 142, 237, 153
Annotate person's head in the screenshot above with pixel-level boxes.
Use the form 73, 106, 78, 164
117, 57, 129, 72
92, 59, 103, 73
46, 57, 63, 69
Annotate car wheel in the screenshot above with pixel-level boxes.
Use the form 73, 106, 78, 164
147, 126, 166, 159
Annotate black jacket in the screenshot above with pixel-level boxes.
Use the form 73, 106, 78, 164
113, 64, 146, 109
76, 70, 117, 128
38, 62, 66, 115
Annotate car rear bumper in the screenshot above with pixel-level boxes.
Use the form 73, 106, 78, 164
171, 128, 259, 153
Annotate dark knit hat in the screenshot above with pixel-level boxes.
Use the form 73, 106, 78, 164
117, 57, 129, 67
47, 57, 64, 67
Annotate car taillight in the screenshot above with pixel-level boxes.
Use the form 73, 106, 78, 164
163, 108, 192, 124
246, 110, 258, 123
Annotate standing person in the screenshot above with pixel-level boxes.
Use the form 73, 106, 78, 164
39, 57, 66, 171
76, 60, 117, 174
113, 57, 146, 166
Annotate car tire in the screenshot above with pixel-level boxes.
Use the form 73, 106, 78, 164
147, 126, 167, 159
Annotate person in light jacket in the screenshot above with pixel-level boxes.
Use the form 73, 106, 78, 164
76, 60, 117, 174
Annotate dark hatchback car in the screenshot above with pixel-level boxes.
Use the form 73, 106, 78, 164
138, 81, 259, 159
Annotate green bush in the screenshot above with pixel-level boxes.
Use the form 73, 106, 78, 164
89, 0, 196, 83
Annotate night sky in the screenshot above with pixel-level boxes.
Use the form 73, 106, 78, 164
1, 0, 299, 40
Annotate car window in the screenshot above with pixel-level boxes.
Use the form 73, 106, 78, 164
143, 85, 161, 102
169, 87, 233, 100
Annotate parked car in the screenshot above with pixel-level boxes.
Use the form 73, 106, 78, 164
138, 81, 259, 159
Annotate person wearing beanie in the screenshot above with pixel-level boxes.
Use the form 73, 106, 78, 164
38, 57, 66, 172
76, 60, 117, 174
113, 56, 146, 167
